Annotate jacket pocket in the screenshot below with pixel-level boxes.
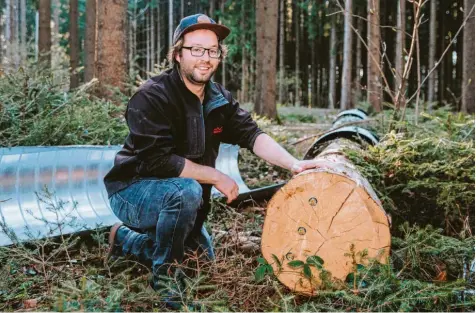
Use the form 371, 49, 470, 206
184, 115, 205, 158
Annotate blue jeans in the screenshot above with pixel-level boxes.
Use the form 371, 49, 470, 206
109, 177, 215, 281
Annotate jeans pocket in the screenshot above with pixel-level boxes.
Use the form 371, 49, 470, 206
110, 193, 140, 228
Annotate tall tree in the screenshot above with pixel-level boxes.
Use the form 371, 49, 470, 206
340, 0, 353, 109
278, 0, 285, 104
20, 0, 26, 64
13, 0, 19, 66
462, 0, 475, 113
156, 0, 161, 64
255, 0, 278, 119
241, 0, 249, 103
220, 0, 226, 87
169, 0, 173, 47
96, 0, 127, 97
328, 14, 336, 109
353, 8, 363, 105
394, 0, 405, 108
84, 0, 97, 82
294, 0, 300, 106
52, 0, 60, 69
151, 5, 155, 70
69, 0, 79, 88
367, 0, 382, 112
427, 0, 437, 105
38, 0, 52, 66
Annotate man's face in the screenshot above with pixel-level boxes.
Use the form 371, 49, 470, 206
175, 29, 221, 85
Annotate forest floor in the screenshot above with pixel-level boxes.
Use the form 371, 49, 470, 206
0, 107, 474, 312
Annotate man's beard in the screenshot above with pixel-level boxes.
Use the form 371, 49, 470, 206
181, 63, 218, 85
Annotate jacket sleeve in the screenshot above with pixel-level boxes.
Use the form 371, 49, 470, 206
221, 96, 265, 152
126, 90, 185, 178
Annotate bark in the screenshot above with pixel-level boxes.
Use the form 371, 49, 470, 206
340, 0, 353, 110
13, 0, 19, 66
169, 0, 173, 47
146, 9, 150, 74
220, 0, 226, 87
241, 0, 249, 103
69, 0, 79, 88
209, 0, 215, 19
181, 0, 184, 19
39, 0, 52, 66
157, 0, 161, 64
300, 6, 308, 107
278, 0, 285, 104
394, 0, 405, 108
151, 5, 155, 70
367, 0, 382, 112
96, 0, 127, 98
462, 0, 475, 113
4, 0, 10, 65
427, 0, 437, 104
294, 1, 300, 106
52, 0, 60, 69
0, 14, 2, 64
254, 0, 278, 119
328, 14, 336, 109
353, 13, 363, 105
85, 0, 96, 82
311, 28, 317, 108
20, 0, 26, 64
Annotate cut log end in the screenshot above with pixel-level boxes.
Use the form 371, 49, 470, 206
261, 171, 391, 295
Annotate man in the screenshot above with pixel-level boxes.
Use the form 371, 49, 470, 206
104, 13, 322, 300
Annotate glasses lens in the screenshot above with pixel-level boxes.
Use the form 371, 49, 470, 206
191, 47, 205, 56
209, 49, 221, 58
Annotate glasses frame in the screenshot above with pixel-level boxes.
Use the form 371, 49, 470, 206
182, 46, 222, 59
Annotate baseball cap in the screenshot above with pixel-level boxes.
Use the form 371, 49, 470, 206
173, 14, 231, 45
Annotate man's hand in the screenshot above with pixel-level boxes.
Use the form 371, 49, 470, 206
214, 172, 239, 204
291, 160, 327, 175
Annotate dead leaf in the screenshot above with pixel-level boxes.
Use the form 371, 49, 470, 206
23, 299, 38, 309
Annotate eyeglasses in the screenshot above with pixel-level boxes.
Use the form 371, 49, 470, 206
182, 46, 221, 59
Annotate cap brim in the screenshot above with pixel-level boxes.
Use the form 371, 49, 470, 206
180, 23, 231, 42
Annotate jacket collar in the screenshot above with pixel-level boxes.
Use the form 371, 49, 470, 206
171, 66, 228, 118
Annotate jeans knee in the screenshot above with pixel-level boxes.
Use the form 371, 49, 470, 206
179, 178, 202, 208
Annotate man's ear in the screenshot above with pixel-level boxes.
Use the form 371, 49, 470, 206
175, 51, 181, 64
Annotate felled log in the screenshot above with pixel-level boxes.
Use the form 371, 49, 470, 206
261, 110, 391, 295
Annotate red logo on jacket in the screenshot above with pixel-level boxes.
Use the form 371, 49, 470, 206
213, 126, 223, 134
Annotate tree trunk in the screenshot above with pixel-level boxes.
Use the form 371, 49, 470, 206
146, 9, 150, 75
169, 0, 173, 47
20, 0, 26, 64
13, 0, 19, 67
38, 0, 52, 66
427, 0, 437, 105
209, 0, 215, 19
311, 29, 317, 108
96, 0, 127, 98
157, 0, 161, 64
150, 6, 156, 71
278, 0, 285, 104
52, 0, 60, 68
367, 0, 382, 112
462, 0, 475, 113
241, 0, 249, 103
340, 0, 353, 110
394, 0, 405, 108
254, 0, 278, 119
328, 14, 336, 109
85, 0, 96, 82
294, 1, 300, 106
181, 0, 184, 19
69, 0, 79, 88
353, 12, 363, 105
300, 6, 309, 107
220, 0, 226, 87
4, 0, 10, 65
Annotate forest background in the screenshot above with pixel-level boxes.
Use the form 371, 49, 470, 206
0, 0, 474, 312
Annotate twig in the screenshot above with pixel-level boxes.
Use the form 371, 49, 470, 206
406, 3, 476, 105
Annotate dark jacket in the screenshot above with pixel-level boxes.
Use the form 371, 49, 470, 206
104, 67, 264, 232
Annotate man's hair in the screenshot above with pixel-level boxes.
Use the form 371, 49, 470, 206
167, 37, 229, 67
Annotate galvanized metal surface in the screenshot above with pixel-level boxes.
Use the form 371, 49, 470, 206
0, 144, 249, 246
